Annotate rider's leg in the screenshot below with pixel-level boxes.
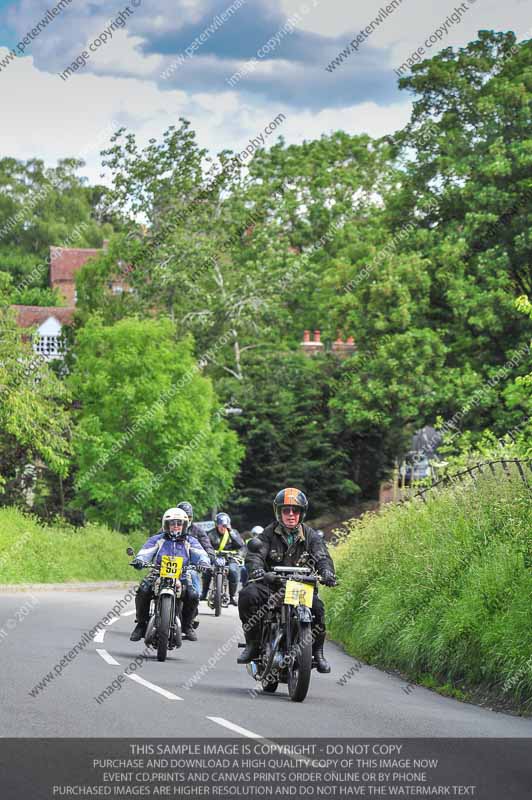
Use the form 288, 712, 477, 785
190, 569, 201, 596
130, 578, 153, 641
200, 569, 211, 601
237, 581, 271, 663
311, 595, 331, 673
227, 562, 239, 605
182, 584, 199, 641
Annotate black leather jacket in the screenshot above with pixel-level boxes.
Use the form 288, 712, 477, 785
245, 521, 335, 578
189, 523, 216, 558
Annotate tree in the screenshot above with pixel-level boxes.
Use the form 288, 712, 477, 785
224, 350, 361, 527
0, 156, 117, 304
68, 316, 243, 529
0, 308, 72, 509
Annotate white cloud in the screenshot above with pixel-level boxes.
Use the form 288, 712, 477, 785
0, 44, 412, 187
0, 0, 527, 189
88, 33, 164, 78
282, 0, 529, 58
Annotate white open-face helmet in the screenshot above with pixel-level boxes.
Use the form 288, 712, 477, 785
162, 507, 189, 539
250, 525, 264, 536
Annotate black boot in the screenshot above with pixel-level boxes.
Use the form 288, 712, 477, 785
130, 622, 147, 642
237, 630, 260, 664
130, 591, 150, 641
312, 630, 331, 674
200, 572, 211, 601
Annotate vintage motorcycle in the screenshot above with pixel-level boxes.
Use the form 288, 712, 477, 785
205, 549, 244, 617
240, 564, 321, 702
127, 547, 202, 662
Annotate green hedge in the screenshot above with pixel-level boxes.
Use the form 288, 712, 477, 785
323, 467, 532, 708
0, 507, 145, 584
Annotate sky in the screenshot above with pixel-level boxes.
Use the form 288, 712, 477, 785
0, 0, 529, 185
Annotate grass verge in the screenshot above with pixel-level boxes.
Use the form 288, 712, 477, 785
0, 507, 145, 584
323, 465, 532, 713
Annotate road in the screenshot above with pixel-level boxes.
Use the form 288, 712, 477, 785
1, 587, 532, 738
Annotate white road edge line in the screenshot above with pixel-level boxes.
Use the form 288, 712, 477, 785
93, 629, 105, 643
127, 673, 183, 700
207, 717, 263, 738
121, 610, 136, 617
96, 648, 121, 666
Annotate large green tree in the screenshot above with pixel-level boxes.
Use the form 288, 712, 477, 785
68, 315, 243, 529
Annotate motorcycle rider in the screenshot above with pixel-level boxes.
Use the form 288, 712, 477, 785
237, 487, 336, 673
130, 507, 210, 642
177, 501, 216, 596
200, 512, 245, 606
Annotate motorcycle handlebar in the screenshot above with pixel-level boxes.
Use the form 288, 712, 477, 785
129, 561, 207, 573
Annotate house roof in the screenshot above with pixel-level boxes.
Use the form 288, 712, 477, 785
50, 247, 102, 283
11, 305, 76, 328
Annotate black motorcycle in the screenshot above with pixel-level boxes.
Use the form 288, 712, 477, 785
206, 549, 244, 617
241, 565, 320, 702
127, 547, 201, 662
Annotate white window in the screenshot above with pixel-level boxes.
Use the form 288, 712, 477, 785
33, 317, 65, 361
34, 335, 65, 359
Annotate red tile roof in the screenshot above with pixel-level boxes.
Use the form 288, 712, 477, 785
50, 247, 102, 283
12, 305, 76, 328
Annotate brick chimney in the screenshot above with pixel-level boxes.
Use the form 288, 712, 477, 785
300, 329, 324, 356
331, 334, 356, 358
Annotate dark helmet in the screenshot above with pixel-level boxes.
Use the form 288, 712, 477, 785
215, 512, 231, 529
273, 487, 308, 528
177, 501, 193, 523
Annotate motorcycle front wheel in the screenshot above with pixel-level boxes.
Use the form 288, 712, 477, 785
157, 595, 173, 662
287, 620, 312, 702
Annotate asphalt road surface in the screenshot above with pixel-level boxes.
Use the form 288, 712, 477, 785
2, 588, 532, 738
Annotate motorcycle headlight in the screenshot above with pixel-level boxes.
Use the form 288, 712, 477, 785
215, 557, 226, 567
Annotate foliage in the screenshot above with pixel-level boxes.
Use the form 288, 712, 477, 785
224, 350, 361, 527
68, 315, 243, 529
0, 308, 72, 506
0, 506, 145, 583
324, 468, 532, 708
0, 156, 116, 302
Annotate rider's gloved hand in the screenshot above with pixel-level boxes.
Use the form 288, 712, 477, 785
264, 572, 280, 586
131, 558, 145, 570
249, 568, 265, 580
320, 570, 337, 587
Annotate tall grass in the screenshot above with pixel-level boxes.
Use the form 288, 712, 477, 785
0, 507, 145, 584
323, 467, 532, 706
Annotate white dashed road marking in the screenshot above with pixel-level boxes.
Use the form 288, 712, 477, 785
96, 648, 120, 666
127, 674, 183, 700
207, 716, 263, 738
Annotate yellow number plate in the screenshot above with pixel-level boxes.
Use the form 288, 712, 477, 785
160, 556, 183, 578
284, 580, 314, 607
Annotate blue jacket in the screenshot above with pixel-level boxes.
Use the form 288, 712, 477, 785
136, 533, 210, 570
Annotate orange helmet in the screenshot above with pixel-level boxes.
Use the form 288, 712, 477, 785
273, 487, 308, 526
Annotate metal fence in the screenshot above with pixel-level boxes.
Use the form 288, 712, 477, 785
411, 458, 532, 504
